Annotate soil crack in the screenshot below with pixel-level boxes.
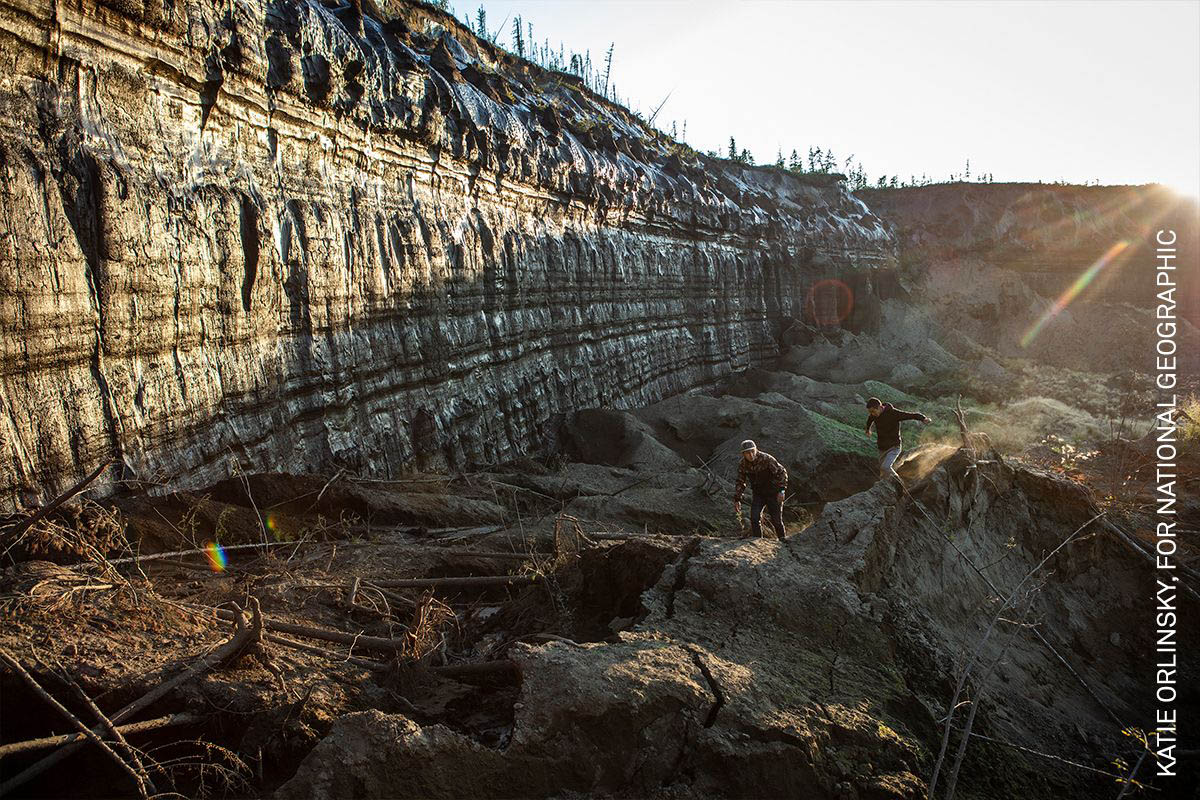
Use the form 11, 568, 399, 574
664, 537, 701, 620
686, 647, 725, 729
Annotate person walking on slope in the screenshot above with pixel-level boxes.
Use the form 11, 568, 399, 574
733, 440, 788, 539
865, 397, 931, 488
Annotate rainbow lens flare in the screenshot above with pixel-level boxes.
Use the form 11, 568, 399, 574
1020, 240, 1129, 348
805, 278, 854, 327
204, 541, 228, 572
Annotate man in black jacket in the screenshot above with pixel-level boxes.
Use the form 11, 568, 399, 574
865, 397, 931, 488
733, 439, 788, 539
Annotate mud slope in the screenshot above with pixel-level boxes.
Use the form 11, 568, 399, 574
856, 183, 1200, 376
276, 446, 1196, 799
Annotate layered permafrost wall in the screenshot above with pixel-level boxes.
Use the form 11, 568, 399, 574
0, 0, 893, 508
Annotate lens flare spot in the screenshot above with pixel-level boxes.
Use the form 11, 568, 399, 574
1020, 240, 1129, 348
805, 279, 854, 327
204, 541, 228, 572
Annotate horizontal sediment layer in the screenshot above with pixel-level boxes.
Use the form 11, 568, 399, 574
0, 0, 895, 508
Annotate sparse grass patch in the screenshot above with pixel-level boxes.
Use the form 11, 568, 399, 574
804, 409, 876, 458
862, 380, 923, 408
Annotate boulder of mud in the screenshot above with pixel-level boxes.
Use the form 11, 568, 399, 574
887, 363, 924, 388
560, 409, 690, 471
273, 711, 510, 799
777, 306, 960, 386
634, 392, 878, 503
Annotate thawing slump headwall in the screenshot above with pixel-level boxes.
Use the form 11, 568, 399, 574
0, 0, 894, 507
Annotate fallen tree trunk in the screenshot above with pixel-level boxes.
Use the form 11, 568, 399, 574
5, 461, 110, 542
203, 606, 409, 652
104, 539, 309, 568
263, 634, 391, 672
370, 575, 538, 590
0, 713, 205, 758
261, 633, 517, 684
0, 649, 152, 799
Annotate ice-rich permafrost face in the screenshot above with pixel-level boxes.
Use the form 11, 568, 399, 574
0, 0, 1197, 797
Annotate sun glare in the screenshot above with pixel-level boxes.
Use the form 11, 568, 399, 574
1164, 181, 1200, 202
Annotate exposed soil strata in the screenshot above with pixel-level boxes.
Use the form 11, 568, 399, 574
0, 0, 893, 509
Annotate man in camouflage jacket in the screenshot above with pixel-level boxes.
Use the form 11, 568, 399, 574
733, 439, 788, 539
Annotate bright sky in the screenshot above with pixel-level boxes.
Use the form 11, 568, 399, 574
456, 0, 1200, 194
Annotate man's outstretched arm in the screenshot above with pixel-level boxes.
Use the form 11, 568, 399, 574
898, 409, 931, 422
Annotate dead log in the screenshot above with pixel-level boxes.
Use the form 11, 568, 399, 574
0, 713, 205, 759
204, 606, 410, 652
103, 539, 306, 568
263, 634, 391, 673
5, 461, 110, 540
370, 575, 538, 590
263, 633, 517, 684
58, 667, 158, 795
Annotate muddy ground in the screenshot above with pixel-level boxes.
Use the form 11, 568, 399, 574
1, 360, 1198, 799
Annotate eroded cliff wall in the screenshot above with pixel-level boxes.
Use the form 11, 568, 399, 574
0, 0, 894, 508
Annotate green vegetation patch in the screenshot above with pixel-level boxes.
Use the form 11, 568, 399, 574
804, 409, 877, 458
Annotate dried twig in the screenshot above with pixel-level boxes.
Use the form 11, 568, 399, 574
200, 605, 410, 652
957, 730, 1154, 787
310, 468, 346, 510
228, 451, 269, 545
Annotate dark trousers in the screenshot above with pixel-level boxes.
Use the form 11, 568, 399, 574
750, 492, 786, 539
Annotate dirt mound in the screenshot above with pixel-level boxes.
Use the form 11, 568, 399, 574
275, 448, 1197, 799
561, 409, 689, 472
633, 392, 877, 503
